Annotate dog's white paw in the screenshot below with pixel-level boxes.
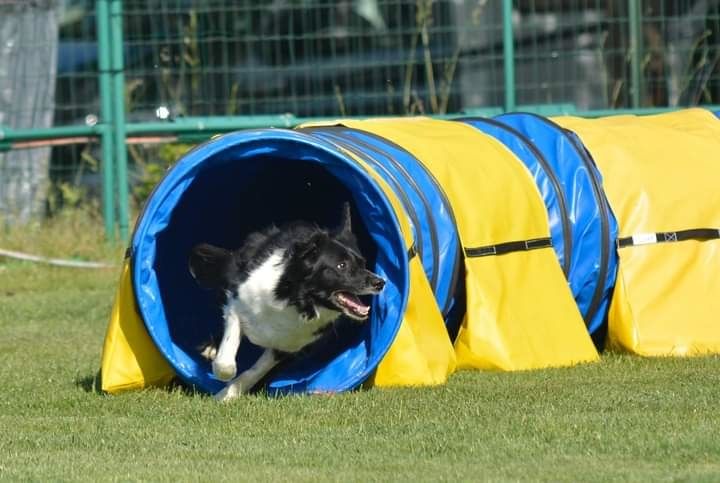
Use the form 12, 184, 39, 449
212, 359, 237, 381
214, 382, 244, 402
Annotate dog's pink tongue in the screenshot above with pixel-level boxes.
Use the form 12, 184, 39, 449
338, 293, 370, 316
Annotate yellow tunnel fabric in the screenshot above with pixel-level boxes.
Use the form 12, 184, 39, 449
100, 262, 175, 393
371, 255, 458, 386
554, 109, 720, 356
331, 143, 458, 387
337, 118, 598, 371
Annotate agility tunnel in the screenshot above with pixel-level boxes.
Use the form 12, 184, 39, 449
548, 109, 720, 356
457, 115, 619, 345
101, 117, 599, 396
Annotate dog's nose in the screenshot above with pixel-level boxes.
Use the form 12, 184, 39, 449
372, 277, 386, 291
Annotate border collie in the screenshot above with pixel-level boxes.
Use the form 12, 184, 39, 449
189, 203, 385, 401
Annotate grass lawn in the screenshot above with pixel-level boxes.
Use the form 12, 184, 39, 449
1, 260, 719, 482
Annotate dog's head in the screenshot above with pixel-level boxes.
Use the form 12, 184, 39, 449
279, 203, 385, 321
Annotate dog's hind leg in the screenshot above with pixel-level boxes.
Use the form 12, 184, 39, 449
214, 348, 282, 402
212, 306, 242, 381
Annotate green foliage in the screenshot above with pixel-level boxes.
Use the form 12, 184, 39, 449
131, 162, 166, 206
130, 143, 194, 207
158, 143, 195, 165
46, 145, 101, 215
1, 264, 720, 481
48, 181, 86, 212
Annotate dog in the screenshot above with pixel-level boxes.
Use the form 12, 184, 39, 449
188, 203, 385, 401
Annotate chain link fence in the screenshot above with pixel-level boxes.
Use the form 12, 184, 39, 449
1, 0, 719, 234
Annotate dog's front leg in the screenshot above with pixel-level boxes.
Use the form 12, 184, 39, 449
212, 307, 243, 381
214, 348, 282, 402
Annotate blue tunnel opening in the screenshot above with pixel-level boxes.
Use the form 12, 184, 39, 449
130, 130, 410, 395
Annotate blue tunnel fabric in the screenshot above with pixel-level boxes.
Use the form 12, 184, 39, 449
456, 118, 570, 274
130, 129, 411, 394
460, 114, 619, 335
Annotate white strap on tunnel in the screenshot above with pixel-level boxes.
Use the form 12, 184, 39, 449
617, 228, 720, 248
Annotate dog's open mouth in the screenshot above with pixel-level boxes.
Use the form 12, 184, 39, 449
332, 291, 371, 320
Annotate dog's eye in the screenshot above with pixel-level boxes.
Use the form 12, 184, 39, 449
336, 262, 346, 270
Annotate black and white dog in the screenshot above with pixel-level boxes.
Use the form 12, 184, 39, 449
188, 203, 385, 401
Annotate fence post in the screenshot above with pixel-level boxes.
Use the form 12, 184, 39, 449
110, 0, 130, 241
96, 0, 115, 240
628, 0, 643, 108
502, 0, 516, 112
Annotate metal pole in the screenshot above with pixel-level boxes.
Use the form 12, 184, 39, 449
0, 125, 98, 141
110, 0, 130, 241
124, 116, 299, 134
502, 0, 516, 112
96, 0, 115, 240
628, 0, 642, 108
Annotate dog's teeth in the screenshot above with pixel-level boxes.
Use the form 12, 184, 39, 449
337, 292, 370, 317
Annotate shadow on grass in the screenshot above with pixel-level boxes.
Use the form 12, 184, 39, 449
75, 372, 103, 394
74, 372, 212, 398
73, 368, 365, 399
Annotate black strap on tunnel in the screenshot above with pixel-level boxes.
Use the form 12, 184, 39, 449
617, 228, 720, 248
407, 243, 418, 260
465, 237, 553, 257
454, 117, 574, 276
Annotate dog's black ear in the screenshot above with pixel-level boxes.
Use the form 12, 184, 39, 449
337, 202, 352, 236
188, 243, 232, 289
296, 232, 327, 264
334, 201, 359, 248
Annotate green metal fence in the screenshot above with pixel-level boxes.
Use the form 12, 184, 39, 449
1, 0, 719, 241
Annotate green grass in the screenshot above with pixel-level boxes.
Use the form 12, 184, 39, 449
1, 207, 126, 263
1, 262, 720, 482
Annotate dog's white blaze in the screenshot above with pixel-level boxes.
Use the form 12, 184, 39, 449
236, 250, 288, 313
225, 249, 340, 353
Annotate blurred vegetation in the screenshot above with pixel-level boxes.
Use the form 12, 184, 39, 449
129, 143, 194, 207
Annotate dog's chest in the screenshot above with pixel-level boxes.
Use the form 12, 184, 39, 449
226, 250, 338, 353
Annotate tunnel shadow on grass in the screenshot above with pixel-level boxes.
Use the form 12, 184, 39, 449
74, 371, 209, 398
75, 371, 102, 394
